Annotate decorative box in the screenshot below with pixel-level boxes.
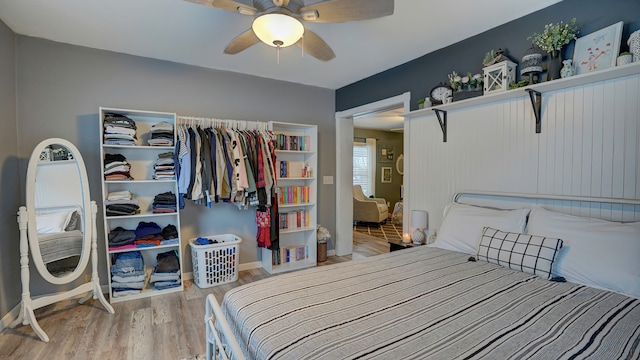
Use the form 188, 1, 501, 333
483, 60, 517, 94
453, 89, 483, 102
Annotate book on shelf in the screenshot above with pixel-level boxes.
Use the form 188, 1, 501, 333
278, 161, 312, 178
271, 245, 310, 266
279, 210, 310, 230
276, 134, 312, 151
278, 186, 310, 205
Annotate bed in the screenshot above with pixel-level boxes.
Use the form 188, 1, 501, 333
35, 207, 83, 264
205, 192, 640, 360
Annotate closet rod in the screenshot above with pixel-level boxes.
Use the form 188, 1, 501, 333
176, 116, 268, 131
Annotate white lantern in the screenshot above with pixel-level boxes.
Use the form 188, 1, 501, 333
483, 60, 517, 94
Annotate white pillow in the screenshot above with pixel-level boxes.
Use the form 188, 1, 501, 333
526, 206, 640, 298
36, 211, 73, 234
432, 203, 530, 255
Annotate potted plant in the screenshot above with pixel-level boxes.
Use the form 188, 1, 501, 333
417, 99, 425, 109
317, 225, 331, 262
447, 71, 462, 92
617, 51, 633, 66
528, 18, 579, 80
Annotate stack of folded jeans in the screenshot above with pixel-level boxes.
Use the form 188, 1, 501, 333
147, 121, 174, 146
153, 152, 175, 180
111, 251, 145, 297
104, 153, 133, 181
150, 250, 181, 290
152, 192, 177, 213
104, 113, 137, 145
105, 190, 140, 216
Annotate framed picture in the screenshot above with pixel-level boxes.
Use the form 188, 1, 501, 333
381, 167, 392, 183
379, 145, 394, 162
572, 21, 623, 75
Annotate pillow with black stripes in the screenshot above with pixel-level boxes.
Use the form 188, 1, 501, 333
476, 227, 563, 279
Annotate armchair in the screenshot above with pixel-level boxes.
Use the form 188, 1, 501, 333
353, 185, 389, 224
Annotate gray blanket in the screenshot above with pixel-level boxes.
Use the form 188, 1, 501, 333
222, 247, 640, 359
38, 230, 83, 264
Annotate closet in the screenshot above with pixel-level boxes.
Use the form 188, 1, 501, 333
99, 107, 183, 303
175, 117, 318, 274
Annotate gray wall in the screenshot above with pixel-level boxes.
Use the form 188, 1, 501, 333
13, 36, 335, 298
336, 0, 640, 111
0, 19, 20, 321
353, 128, 403, 209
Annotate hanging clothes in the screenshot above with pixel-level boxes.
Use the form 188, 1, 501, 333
175, 118, 276, 211
176, 117, 279, 249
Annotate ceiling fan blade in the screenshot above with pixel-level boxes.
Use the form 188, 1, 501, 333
296, 30, 335, 62
299, 0, 393, 23
184, 0, 256, 13
224, 29, 260, 54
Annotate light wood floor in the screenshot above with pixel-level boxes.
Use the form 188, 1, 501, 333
0, 232, 389, 360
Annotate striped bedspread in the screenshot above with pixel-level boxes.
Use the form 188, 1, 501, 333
221, 247, 640, 359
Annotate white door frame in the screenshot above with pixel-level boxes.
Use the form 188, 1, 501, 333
334, 92, 411, 256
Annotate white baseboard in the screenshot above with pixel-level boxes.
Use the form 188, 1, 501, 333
328, 250, 336, 257
0, 303, 21, 332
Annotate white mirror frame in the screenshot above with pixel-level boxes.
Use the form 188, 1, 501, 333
396, 154, 404, 175
25, 138, 91, 284
12, 138, 113, 342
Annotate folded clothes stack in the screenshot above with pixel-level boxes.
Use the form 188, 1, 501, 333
108, 226, 137, 250
147, 121, 174, 146
150, 250, 181, 290
104, 153, 133, 181
103, 112, 137, 145
108, 222, 178, 250
153, 152, 175, 180
160, 224, 179, 246
134, 221, 163, 247
152, 191, 177, 213
105, 190, 140, 216
111, 251, 145, 297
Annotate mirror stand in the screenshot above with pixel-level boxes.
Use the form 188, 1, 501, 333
11, 138, 115, 342
11, 203, 114, 342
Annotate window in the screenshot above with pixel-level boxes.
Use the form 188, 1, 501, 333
353, 138, 376, 196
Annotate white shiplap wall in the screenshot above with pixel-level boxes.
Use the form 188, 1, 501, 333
406, 73, 640, 233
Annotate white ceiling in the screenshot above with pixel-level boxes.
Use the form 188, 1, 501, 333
353, 107, 405, 132
0, 0, 561, 90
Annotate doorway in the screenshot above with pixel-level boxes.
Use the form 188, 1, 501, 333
334, 92, 411, 256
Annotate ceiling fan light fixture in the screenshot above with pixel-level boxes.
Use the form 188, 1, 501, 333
252, 13, 304, 48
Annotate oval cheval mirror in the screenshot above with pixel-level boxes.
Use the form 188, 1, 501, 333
26, 139, 91, 284
11, 138, 113, 343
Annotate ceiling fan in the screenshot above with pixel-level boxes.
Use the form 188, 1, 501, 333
185, 0, 394, 61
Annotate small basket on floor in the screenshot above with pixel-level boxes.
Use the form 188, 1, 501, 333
190, 234, 241, 288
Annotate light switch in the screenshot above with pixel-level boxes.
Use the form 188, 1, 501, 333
323, 176, 334, 184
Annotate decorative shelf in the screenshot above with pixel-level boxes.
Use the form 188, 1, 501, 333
403, 62, 640, 141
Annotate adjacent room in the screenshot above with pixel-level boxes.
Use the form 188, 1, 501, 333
0, 0, 639, 359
